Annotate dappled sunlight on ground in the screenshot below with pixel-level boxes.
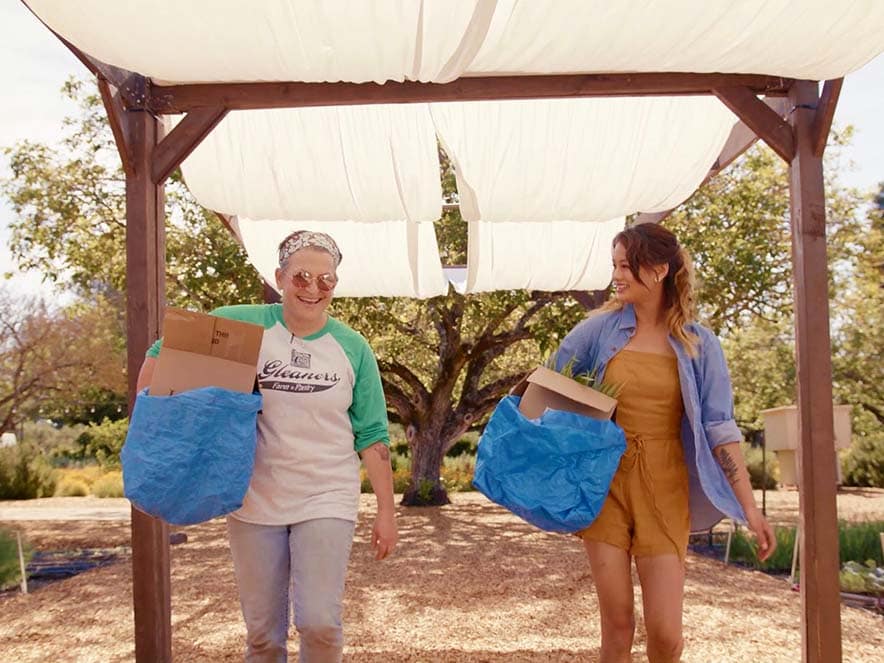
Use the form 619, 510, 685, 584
1, 491, 882, 662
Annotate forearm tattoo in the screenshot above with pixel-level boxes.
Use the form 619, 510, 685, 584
714, 447, 740, 485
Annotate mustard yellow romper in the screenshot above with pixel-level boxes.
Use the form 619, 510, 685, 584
579, 349, 690, 559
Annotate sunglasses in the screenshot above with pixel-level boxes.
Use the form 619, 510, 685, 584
290, 269, 338, 292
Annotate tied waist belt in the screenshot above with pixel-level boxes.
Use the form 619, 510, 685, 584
620, 433, 683, 556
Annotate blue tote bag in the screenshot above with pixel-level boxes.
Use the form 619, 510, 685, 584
122, 387, 262, 526
473, 395, 626, 533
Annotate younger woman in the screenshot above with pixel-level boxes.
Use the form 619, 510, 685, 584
554, 224, 775, 663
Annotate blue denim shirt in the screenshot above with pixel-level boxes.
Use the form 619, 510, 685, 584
555, 304, 746, 532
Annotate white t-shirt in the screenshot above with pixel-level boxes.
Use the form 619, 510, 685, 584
148, 304, 389, 525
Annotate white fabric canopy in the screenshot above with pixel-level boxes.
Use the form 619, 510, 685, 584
230, 218, 449, 299
25, 0, 884, 296
28, 1, 884, 82
432, 97, 736, 222
180, 105, 442, 223
464, 218, 624, 293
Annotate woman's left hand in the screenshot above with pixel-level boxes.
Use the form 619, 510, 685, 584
746, 508, 777, 562
372, 510, 398, 561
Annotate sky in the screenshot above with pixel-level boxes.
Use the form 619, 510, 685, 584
1, 2, 883, 301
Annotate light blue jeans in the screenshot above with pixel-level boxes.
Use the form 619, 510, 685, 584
227, 516, 356, 663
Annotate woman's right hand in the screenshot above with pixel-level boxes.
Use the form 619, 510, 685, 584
746, 507, 777, 562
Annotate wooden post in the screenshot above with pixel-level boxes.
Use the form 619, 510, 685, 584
126, 108, 172, 663
788, 80, 842, 663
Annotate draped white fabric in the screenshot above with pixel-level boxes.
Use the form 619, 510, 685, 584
27, 0, 884, 83
230, 218, 450, 299
432, 97, 736, 222
464, 218, 624, 293
467, 0, 884, 80
180, 105, 442, 223
24, 0, 884, 296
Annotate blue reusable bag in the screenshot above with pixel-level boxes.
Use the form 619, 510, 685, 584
121, 387, 263, 526
473, 395, 626, 533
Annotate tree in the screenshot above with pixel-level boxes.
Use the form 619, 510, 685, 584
0, 288, 124, 433
2, 78, 263, 311
334, 174, 600, 504
666, 138, 882, 488
666, 134, 864, 334
830, 183, 884, 486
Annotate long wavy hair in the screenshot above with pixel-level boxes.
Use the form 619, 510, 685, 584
597, 223, 699, 356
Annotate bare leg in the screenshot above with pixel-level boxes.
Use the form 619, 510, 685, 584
634, 554, 686, 663
584, 540, 636, 663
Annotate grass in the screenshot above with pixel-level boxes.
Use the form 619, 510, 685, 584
729, 520, 884, 572
0, 528, 30, 590
53, 466, 124, 498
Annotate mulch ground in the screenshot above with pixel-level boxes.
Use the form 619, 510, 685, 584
1, 490, 882, 662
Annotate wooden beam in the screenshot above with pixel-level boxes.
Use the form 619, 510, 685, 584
633, 98, 790, 225
148, 72, 793, 114
126, 109, 172, 663
811, 78, 843, 158
788, 79, 841, 663
151, 106, 228, 184
97, 78, 134, 176
714, 85, 795, 162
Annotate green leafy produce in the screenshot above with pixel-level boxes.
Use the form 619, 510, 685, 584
545, 355, 624, 399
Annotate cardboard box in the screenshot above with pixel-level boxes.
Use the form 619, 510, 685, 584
149, 307, 263, 396
511, 365, 617, 420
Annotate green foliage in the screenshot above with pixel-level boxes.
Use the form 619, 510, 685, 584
0, 443, 57, 500
74, 417, 129, 470
1, 78, 263, 310
841, 430, 884, 488
729, 525, 797, 572
838, 521, 884, 567
840, 561, 884, 595
446, 432, 479, 457
548, 355, 624, 399
741, 442, 778, 490
730, 520, 884, 573
19, 420, 87, 466
90, 470, 124, 498
0, 528, 31, 590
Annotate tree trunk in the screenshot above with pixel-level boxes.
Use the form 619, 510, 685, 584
401, 422, 452, 506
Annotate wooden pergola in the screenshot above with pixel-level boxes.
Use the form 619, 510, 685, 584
33, 10, 845, 663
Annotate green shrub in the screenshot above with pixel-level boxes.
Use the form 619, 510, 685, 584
91, 471, 124, 498
730, 520, 884, 572
0, 528, 31, 590
729, 524, 797, 572
838, 520, 884, 566
75, 417, 129, 469
741, 442, 778, 490
841, 433, 884, 488
55, 478, 90, 497
0, 443, 58, 500
840, 560, 884, 594
446, 432, 480, 457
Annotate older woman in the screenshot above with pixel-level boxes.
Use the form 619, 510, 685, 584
137, 230, 396, 663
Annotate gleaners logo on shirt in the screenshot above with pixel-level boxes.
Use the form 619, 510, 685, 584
258, 359, 341, 393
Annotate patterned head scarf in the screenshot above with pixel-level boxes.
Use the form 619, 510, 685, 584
277, 230, 343, 268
